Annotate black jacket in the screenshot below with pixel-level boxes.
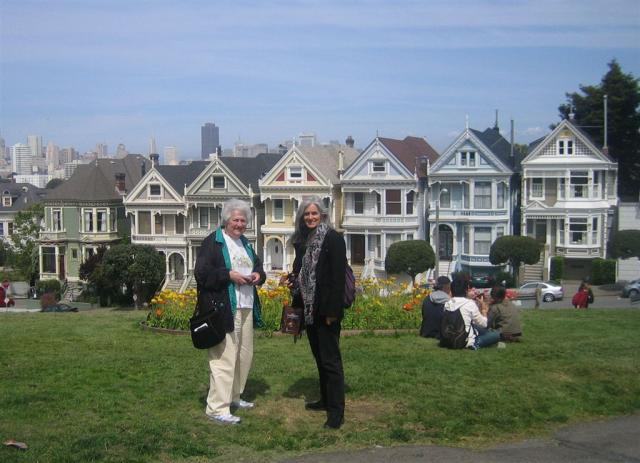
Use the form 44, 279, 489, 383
194, 229, 266, 332
292, 228, 346, 320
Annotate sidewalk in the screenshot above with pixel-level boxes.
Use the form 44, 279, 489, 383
281, 413, 640, 463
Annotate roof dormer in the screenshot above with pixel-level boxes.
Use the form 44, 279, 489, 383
2, 190, 11, 207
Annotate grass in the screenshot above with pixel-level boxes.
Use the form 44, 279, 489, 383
1, 309, 639, 462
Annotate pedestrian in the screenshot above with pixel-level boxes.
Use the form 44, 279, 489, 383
287, 196, 347, 429
420, 276, 451, 339
194, 199, 266, 425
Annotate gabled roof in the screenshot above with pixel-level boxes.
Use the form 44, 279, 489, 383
378, 136, 439, 172
294, 145, 360, 183
155, 161, 209, 195
0, 182, 47, 212
45, 154, 151, 201
220, 153, 284, 190
470, 127, 519, 170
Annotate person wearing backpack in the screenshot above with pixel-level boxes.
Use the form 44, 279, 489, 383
289, 197, 347, 430
420, 276, 451, 339
441, 278, 500, 350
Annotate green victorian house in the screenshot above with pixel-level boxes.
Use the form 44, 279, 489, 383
38, 155, 151, 288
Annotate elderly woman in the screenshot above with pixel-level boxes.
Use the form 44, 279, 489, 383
288, 197, 347, 429
194, 198, 266, 425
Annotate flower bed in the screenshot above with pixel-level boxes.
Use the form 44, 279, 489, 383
145, 277, 430, 332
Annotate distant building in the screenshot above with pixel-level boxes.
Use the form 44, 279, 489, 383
116, 143, 128, 158
60, 147, 78, 164
164, 146, 179, 166
298, 133, 316, 147
201, 122, 220, 160
11, 143, 33, 175
96, 143, 108, 158
15, 174, 53, 188
233, 142, 269, 158
64, 160, 87, 179
27, 135, 43, 158
46, 141, 60, 171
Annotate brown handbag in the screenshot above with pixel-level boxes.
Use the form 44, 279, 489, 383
280, 305, 304, 341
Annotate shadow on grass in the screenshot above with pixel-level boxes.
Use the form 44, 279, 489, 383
283, 377, 318, 399
197, 377, 271, 405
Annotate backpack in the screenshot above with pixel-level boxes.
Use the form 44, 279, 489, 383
439, 308, 468, 349
343, 264, 356, 308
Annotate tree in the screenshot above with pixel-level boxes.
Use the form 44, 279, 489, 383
608, 230, 640, 259
385, 240, 435, 285
45, 178, 64, 189
558, 60, 640, 198
9, 203, 44, 283
78, 246, 107, 281
90, 244, 164, 307
489, 236, 541, 284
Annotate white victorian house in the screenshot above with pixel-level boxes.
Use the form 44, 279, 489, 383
428, 125, 518, 279
258, 143, 359, 273
521, 119, 618, 280
341, 136, 438, 277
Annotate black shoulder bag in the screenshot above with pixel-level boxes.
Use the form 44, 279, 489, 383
189, 299, 226, 349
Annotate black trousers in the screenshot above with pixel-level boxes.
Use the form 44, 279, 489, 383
306, 318, 345, 421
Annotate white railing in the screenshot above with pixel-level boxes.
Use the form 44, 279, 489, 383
132, 234, 187, 244
555, 246, 602, 257
342, 216, 419, 226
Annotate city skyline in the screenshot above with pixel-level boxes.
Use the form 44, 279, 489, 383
1, 0, 639, 159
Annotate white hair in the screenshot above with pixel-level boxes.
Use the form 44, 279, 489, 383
221, 199, 252, 226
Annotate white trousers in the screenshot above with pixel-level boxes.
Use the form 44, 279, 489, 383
205, 308, 254, 416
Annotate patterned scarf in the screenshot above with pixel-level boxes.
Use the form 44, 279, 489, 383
298, 222, 329, 325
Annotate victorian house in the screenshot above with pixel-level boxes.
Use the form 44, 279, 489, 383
258, 143, 359, 273
521, 119, 618, 280
341, 136, 438, 277
39, 155, 151, 285
124, 152, 281, 291
428, 124, 518, 279
0, 181, 47, 242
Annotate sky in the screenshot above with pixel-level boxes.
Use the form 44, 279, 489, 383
1, 0, 639, 159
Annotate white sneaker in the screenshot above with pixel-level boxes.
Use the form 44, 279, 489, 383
232, 399, 255, 409
208, 413, 241, 425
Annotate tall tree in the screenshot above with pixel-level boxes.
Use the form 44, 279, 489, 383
9, 203, 44, 283
558, 60, 640, 199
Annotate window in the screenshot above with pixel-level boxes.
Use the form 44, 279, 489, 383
386, 233, 402, 251
497, 183, 505, 208
474, 182, 491, 209
155, 214, 164, 234
496, 226, 505, 239
199, 208, 208, 228
593, 171, 601, 199
84, 210, 93, 232
176, 215, 184, 234
354, 192, 364, 214
138, 211, 151, 234
570, 171, 588, 198
212, 176, 225, 189
2, 196, 11, 207
558, 219, 565, 245
592, 217, 598, 244
463, 183, 470, 209
371, 161, 386, 173
287, 166, 303, 181
558, 139, 574, 155
72, 249, 78, 259
460, 152, 467, 166
531, 178, 543, 198
209, 207, 220, 228
474, 227, 492, 255
440, 188, 451, 208
149, 184, 161, 196
273, 199, 284, 221
53, 209, 62, 231
406, 233, 414, 240
468, 152, 476, 167
42, 247, 56, 273
375, 192, 381, 214
559, 178, 566, 199
0, 223, 3, 235
569, 218, 588, 244
385, 190, 401, 215
463, 226, 470, 254
406, 191, 415, 214
97, 210, 107, 232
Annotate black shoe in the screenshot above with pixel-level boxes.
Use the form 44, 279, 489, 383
305, 400, 326, 411
323, 416, 344, 429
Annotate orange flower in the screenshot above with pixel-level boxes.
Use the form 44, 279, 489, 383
155, 308, 164, 317
402, 303, 413, 311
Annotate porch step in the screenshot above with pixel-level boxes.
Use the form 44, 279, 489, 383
163, 279, 183, 292
521, 251, 544, 283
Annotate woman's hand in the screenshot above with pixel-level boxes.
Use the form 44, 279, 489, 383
229, 270, 252, 285
247, 272, 261, 286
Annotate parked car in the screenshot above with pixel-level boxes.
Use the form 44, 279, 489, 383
621, 279, 639, 299
470, 272, 495, 289
518, 281, 564, 302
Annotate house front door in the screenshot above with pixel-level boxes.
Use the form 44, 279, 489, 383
351, 235, 365, 265
438, 226, 453, 260
58, 250, 65, 280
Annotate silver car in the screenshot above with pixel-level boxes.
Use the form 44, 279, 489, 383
622, 279, 640, 299
518, 281, 564, 302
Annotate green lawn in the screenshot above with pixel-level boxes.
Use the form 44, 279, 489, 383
1, 309, 639, 462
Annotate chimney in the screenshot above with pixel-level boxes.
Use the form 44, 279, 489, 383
115, 173, 126, 194
345, 135, 354, 148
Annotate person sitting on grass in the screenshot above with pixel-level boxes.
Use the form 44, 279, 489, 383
420, 276, 451, 339
488, 285, 522, 342
443, 278, 500, 350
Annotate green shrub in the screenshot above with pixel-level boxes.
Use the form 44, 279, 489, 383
36, 279, 62, 300
495, 271, 516, 288
591, 258, 616, 285
550, 256, 565, 282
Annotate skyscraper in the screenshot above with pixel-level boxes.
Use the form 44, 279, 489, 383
116, 143, 128, 158
96, 143, 108, 158
27, 135, 43, 158
46, 141, 60, 171
164, 146, 179, 165
11, 143, 33, 174
149, 137, 157, 156
201, 122, 219, 159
